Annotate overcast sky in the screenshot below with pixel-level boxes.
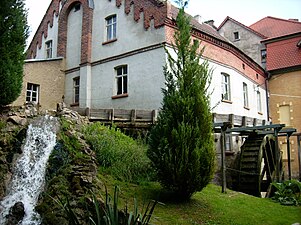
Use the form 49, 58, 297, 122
25, 0, 301, 45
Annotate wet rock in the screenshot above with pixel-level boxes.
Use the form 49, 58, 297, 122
5, 202, 25, 225
7, 116, 27, 126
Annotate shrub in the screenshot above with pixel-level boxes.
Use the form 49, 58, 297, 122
272, 180, 301, 206
83, 122, 154, 183
147, 3, 215, 200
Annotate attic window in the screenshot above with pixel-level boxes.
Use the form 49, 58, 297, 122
261, 49, 267, 63
234, 32, 240, 41
74, 3, 81, 12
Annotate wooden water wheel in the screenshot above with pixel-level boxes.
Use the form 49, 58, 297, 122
238, 133, 283, 197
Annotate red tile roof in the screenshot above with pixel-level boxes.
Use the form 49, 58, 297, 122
265, 34, 301, 71
250, 16, 301, 38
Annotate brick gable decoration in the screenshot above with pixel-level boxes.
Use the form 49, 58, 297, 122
26, 0, 61, 59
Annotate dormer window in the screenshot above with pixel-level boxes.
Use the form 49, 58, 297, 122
234, 32, 240, 41
261, 49, 267, 63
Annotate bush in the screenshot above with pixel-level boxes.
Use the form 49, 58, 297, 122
83, 122, 154, 183
272, 180, 301, 206
147, 4, 215, 200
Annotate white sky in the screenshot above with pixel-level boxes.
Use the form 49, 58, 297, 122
25, 0, 301, 45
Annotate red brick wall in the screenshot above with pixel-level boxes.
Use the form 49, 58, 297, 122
165, 25, 266, 86
26, 0, 60, 59
57, 0, 94, 65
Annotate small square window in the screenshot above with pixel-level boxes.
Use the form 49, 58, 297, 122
261, 49, 267, 63
234, 32, 240, 40
26, 83, 40, 103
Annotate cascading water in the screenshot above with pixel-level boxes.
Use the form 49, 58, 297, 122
0, 115, 58, 225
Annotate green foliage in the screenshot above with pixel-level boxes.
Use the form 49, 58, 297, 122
147, 4, 215, 199
83, 122, 154, 183
0, 0, 29, 105
56, 185, 158, 225
272, 180, 301, 206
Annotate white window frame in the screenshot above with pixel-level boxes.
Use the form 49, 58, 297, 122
115, 65, 128, 96
257, 90, 262, 113
233, 31, 240, 41
26, 83, 39, 104
221, 73, 231, 101
243, 82, 249, 108
73, 77, 80, 104
105, 15, 117, 41
45, 40, 53, 59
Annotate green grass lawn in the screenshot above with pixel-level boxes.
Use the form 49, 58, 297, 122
99, 174, 301, 225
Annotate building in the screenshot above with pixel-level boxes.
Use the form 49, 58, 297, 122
24, 0, 267, 120
219, 16, 301, 179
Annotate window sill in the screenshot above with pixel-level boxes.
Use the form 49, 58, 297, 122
221, 99, 232, 104
102, 38, 117, 45
244, 106, 250, 110
70, 103, 79, 107
112, 93, 128, 99
258, 112, 263, 115
233, 39, 240, 42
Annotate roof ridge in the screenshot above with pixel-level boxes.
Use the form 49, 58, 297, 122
266, 16, 301, 24
217, 16, 266, 38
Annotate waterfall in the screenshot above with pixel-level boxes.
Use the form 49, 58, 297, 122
0, 115, 58, 225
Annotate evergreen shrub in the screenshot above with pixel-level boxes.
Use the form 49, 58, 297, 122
147, 5, 215, 200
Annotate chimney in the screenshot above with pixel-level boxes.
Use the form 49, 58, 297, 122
193, 15, 202, 23
204, 20, 217, 29
204, 20, 215, 27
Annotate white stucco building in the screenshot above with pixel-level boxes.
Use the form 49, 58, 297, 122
25, 0, 268, 124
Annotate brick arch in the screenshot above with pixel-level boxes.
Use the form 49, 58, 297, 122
57, 0, 94, 65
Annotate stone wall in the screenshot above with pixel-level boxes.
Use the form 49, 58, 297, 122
11, 58, 65, 110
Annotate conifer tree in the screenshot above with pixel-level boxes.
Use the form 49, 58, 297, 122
147, 1, 215, 200
0, 0, 28, 106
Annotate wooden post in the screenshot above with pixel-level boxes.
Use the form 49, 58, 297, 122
131, 109, 136, 123
220, 122, 231, 193
286, 133, 292, 180
297, 134, 301, 181
274, 128, 281, 182
221, 129, 226, 193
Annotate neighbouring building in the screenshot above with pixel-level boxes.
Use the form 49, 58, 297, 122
12, 58, 65, 110
219, 16, 301, 179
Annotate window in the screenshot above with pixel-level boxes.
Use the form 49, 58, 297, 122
73, 77, 80, 104
115, 65, 128, 95
279, 105, 291, 127
221, 73, 231, 101
243, 83, 249, 108
45, 40, 52, 59
257, 91, 262, 113
261, 49, 267, 63
74, 3, 81, 12
106, 15, 117, 41
225, 134, 232, 152
234, 31, 240, 40
26, 83, 39, 103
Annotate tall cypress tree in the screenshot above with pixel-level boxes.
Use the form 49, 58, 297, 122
0, 0, 28, 106
147, 2, 215, 200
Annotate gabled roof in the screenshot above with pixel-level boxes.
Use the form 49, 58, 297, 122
217, 16, 266, 38
250, 16, 301, 38
168, 5, 230, 43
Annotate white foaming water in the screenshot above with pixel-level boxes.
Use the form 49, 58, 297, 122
0, 115, 58, 225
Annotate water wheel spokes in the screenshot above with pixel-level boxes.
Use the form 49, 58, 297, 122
238, 134, 281, 197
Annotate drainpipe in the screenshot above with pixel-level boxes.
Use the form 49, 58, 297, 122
265, 72, 270, 122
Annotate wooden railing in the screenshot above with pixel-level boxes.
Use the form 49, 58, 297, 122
81, 108, 268, 128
